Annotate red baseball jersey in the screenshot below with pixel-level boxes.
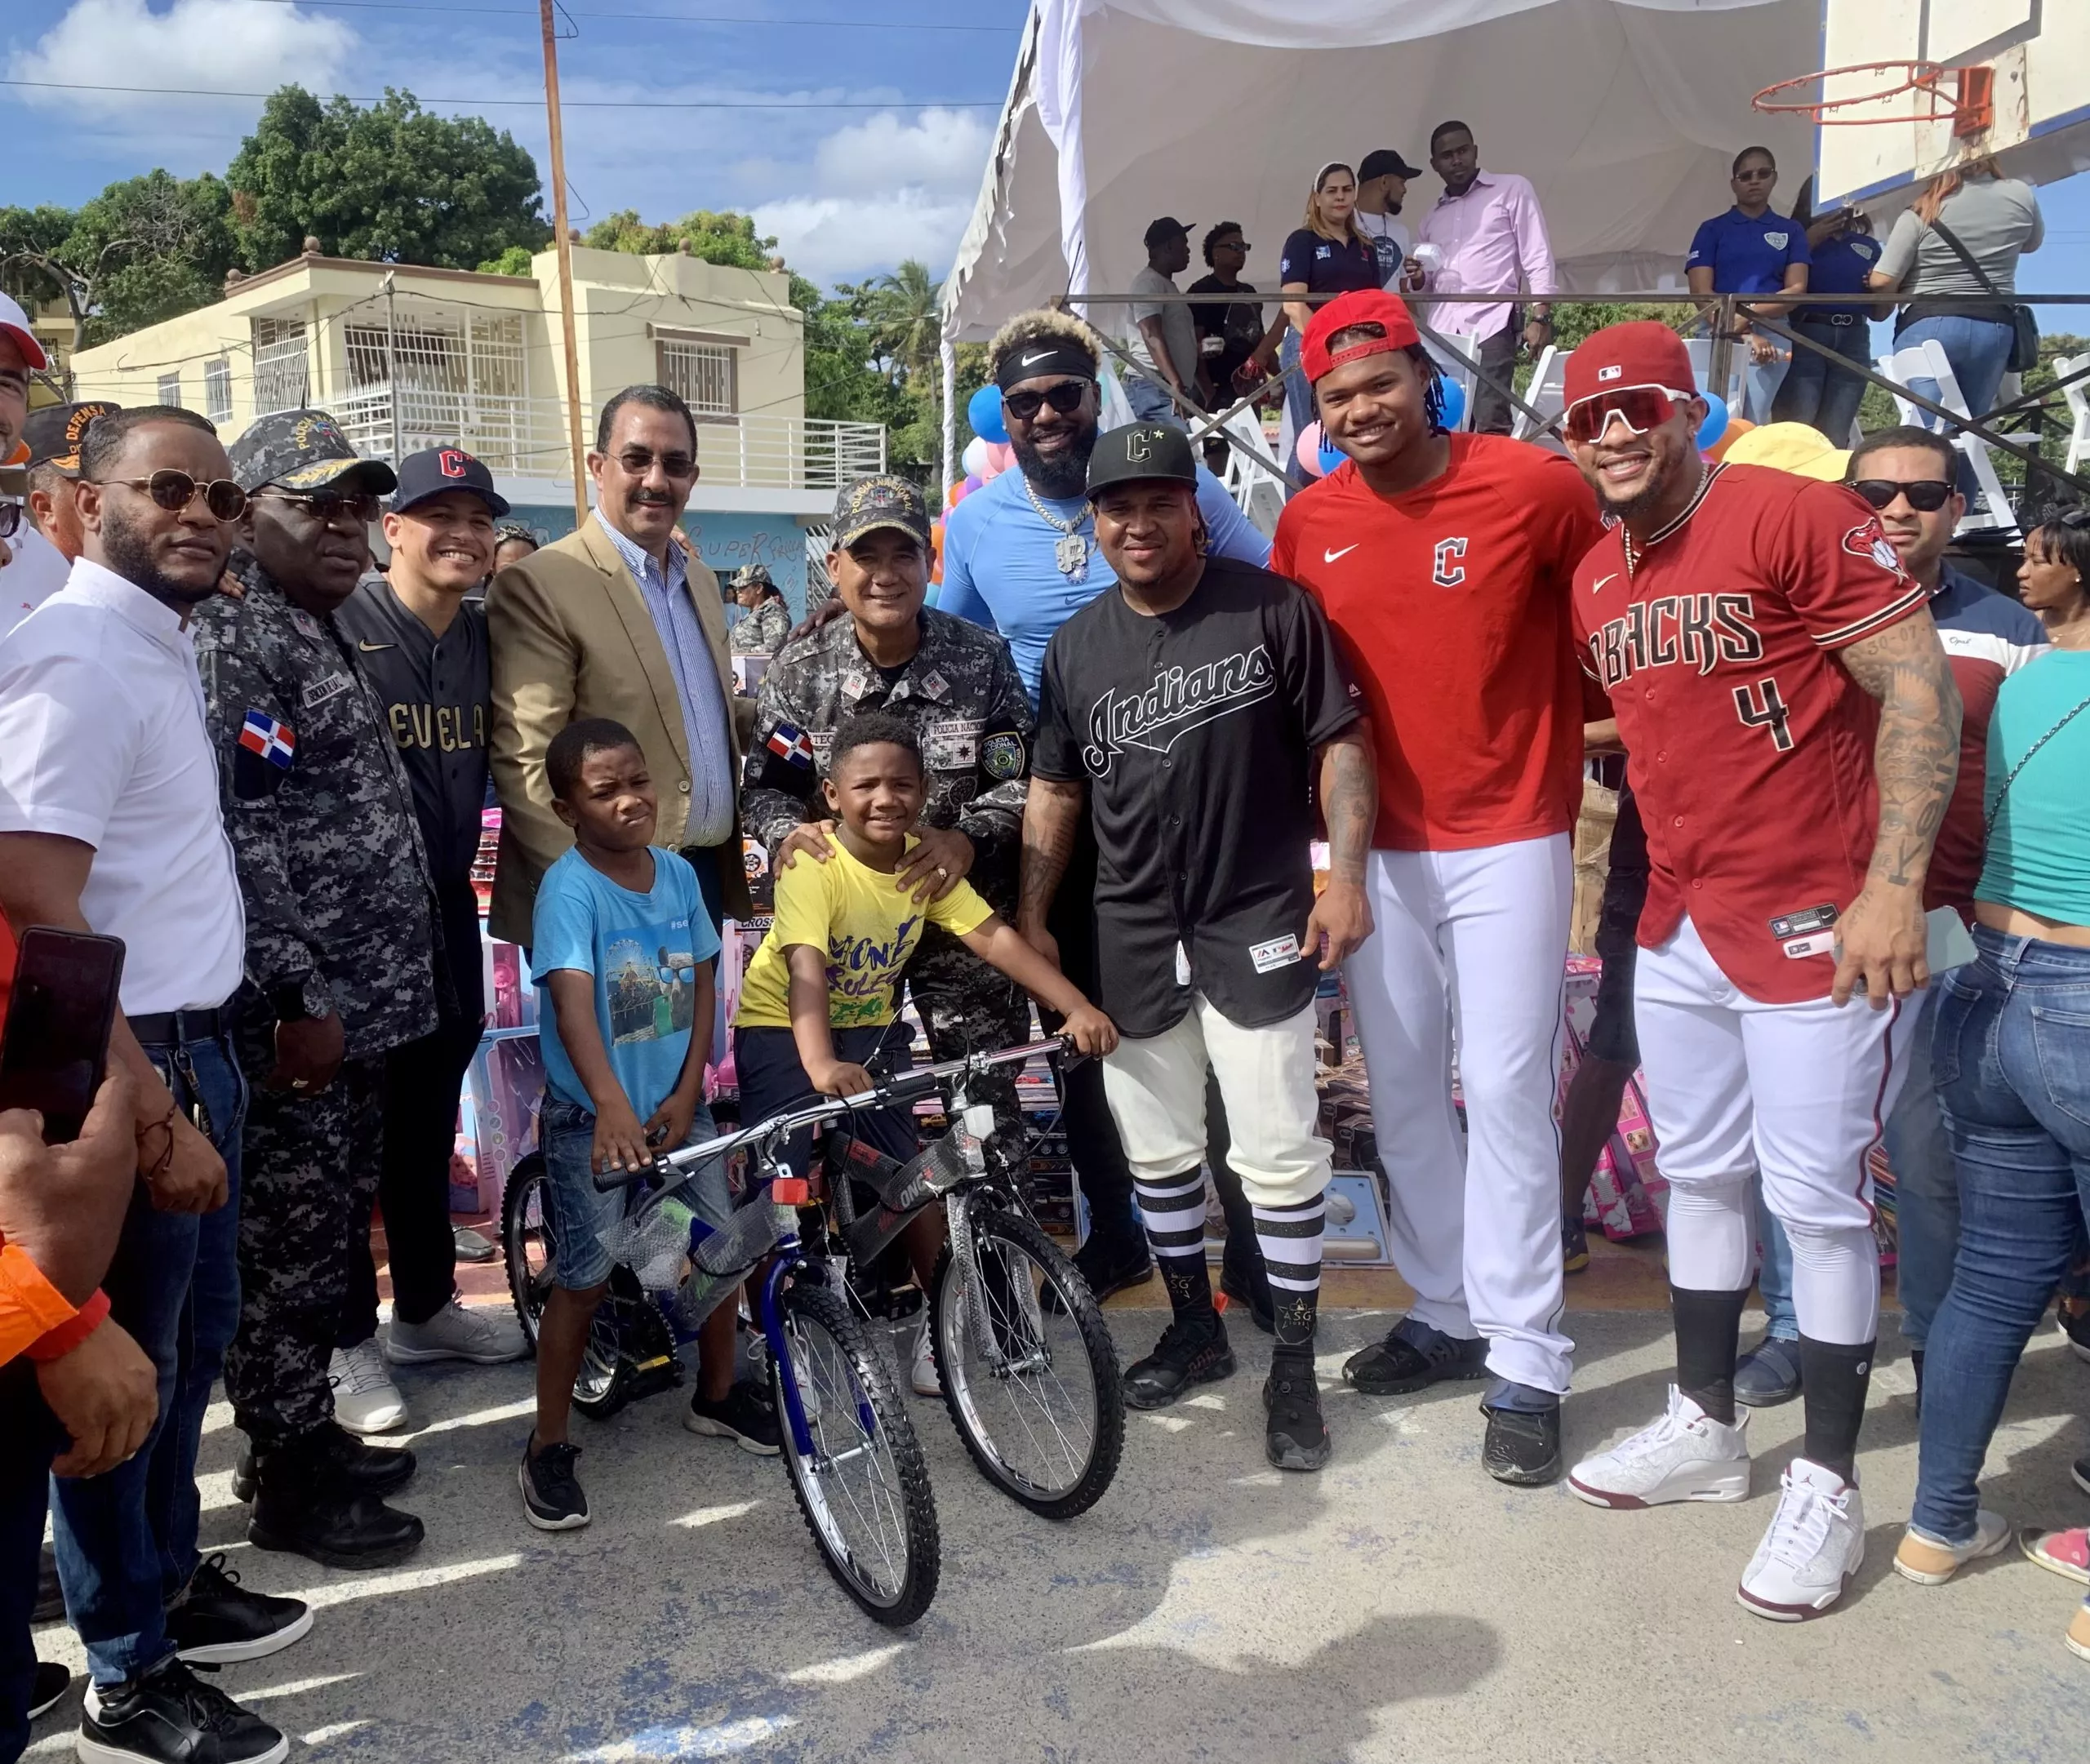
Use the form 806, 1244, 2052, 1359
1571, 462, 1928, 1004
1273, 433, 1603, 851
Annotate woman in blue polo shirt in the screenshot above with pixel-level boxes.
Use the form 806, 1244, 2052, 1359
1772, 207, 1883, 443
1687, 145, 1811, 422
1242, 162, 1381, 442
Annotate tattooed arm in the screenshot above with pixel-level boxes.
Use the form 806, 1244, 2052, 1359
1830, 605, 1963, 1007
1016, 775, 1085, 968
1305, 721, 1377, 971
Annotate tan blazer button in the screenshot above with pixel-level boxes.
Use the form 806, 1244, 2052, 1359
678, 779, 691, 793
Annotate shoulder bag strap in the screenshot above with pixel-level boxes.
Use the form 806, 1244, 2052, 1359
1985, 690, 2090, 839
1927, 217, 2001, 296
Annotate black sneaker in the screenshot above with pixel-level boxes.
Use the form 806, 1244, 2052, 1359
1263, 1357, 1331, 1472
685, 1380, 782, 1455
165, 1554, 311, 1666
519, 1438, 590, 1531
1219, 1264, 1275, 1335
2059, 1299, 2090, 1365
1562, 1215, 1590, 1274
233, 1422, 415, 1504
2072, 1451, 2088, 1500
1060, 1235, 1154, 1306
1342, 1318, 1490, 1395
79, 1657, 288, 1764
33, 1540, 64, 1623
1733, 1335, 1803, 1407
1481, 1402, 1563, 1486
1123, 1314, 1234, 1410
29, 1659, 70, 1721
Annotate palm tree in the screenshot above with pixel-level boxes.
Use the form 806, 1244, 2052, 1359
868, 259, 944, 423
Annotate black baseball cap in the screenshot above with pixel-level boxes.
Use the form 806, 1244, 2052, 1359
390, 446, 510, 518
22, 401, 119, 477
1086, 422, 1198, 497
1143, 215, 1194, 249
1358, 149, 1423, 183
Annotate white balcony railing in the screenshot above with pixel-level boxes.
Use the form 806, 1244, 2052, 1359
314, 385, 885, 491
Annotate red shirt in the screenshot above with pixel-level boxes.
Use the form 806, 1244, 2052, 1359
1571, 463, 1927, 1003
1273, 433, 1603, 851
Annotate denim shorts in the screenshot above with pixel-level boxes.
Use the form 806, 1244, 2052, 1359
539, 1095, 733, 1291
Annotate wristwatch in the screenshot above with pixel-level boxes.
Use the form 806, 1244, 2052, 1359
270, 974, 335, 1024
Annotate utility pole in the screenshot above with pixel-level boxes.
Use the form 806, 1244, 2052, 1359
380, 268, 403, 466
540, 0, 588, 529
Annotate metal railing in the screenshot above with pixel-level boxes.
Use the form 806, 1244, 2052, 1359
290, 384, 885, 491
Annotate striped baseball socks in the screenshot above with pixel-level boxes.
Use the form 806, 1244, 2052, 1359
1133, 1170, 1214, 1319
1252, 1194, 1327, 1355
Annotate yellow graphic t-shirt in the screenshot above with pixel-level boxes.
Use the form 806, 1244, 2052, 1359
733, 838, 994, 1030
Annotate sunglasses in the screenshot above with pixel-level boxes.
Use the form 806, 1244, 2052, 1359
1562, 384, 1693, 446
1003, 380, 1092, 422
1849, 478, 1954, 513
94, 471, 248, 522
251, 488, 382, 525
614, 447, 697, 479
0, 502, 20, 540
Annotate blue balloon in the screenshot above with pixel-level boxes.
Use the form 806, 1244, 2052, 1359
1696, 391, 1728, 451
1437, 375, 1467, 433
967, 383, 1009, 446
1317, 433, 1346, 476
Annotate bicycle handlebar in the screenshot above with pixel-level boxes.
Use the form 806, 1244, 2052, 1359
590, 1035, 1074, 1191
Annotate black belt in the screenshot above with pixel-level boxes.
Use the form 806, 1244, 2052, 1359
128, 1003, 234, 1047
1796, 311, 1863, 327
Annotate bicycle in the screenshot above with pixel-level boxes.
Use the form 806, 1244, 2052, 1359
500, 1036, 1123, 1625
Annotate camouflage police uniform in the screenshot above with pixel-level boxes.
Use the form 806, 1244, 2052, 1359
191, 411, 439, 1452
729, 566, 794, 655
743, 482, 1036, 1176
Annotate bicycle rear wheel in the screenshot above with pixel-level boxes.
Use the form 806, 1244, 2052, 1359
772, 1281, 940, 1626
932, 1208, 1124, 1519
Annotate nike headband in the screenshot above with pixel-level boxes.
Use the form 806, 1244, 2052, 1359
995, 335, 1099, 390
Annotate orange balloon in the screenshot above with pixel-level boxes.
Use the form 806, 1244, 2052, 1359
1705, 416, 1754, 461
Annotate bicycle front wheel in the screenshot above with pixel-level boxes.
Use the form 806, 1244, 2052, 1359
932, 1208, 1124, 1520
772, 1281, 940, 1626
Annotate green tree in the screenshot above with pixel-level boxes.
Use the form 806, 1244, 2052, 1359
476, 244, 537, 277
581, 207, 776, 271
226, 86, 548, 271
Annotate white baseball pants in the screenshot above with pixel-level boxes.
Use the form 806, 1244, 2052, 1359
1634, 917, 1918, 1345
1344, 836, 1574, 1393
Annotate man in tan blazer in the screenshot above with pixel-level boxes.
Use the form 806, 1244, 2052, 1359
487, 384, 754, 946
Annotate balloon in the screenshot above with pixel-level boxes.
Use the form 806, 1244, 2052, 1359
984, 441, 1015, 473
1696, 391, 1728, 451
1436, 375, 1467, 433
961, 472, 983, 497
1295, 420, 1327, 476
961, 436, 990, 479
1705, 415, 1754, 461
1317, 431, 1346, 477
967, 382, 1010, 445
945, 481, 963, 510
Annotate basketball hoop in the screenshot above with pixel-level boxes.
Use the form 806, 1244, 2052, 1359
1752, 61, 1994, 138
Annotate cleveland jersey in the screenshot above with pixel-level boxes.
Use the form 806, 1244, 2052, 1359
1571, 462, 1927, 1003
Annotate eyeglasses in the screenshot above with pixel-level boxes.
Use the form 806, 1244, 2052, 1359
1003, 380, 1092, 422
0, 502, 20, 540
1562, 384, 1693, 446
92, 471, 248, 522
1216, 237, 1251, 251
613, 447, 697, 480
250, 488, 381, 525
1849, 478, 1954, 513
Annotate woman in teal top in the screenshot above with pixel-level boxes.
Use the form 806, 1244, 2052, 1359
1903, 509, 2090, 1663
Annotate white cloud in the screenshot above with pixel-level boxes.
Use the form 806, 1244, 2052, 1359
7, 0, 354, 124
810, 107, 991, 197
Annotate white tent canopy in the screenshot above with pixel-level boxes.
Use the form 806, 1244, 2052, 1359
941, 0, 1825, 343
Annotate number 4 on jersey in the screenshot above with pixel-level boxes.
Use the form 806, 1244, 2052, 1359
1732, 677, 1793, 751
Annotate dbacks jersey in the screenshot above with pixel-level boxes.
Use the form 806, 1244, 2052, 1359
1572, 463, 1928, 1004
1273, 433, 1603, 851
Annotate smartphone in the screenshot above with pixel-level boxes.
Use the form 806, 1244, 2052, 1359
0, 927, 127, 1143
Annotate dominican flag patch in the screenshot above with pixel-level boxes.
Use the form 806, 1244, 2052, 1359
767, 722, 816, 768
747, 720, 820, 800
239, 710, 296, 767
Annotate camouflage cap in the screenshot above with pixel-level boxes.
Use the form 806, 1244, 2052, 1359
228, 408, 398, 495
727, 562, 775, 589
833, 474, 932, 551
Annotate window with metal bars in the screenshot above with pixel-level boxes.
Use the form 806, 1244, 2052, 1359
656, 336, 738, 417
157, 371, 181, 407
203, 358, 232, 424
251, 317, 309, 415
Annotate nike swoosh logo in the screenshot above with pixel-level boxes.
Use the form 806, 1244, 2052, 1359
1591, 573, 1618, 593
1019, 350, 1053, 367
358, 640, 395, 651
1323, 544, 1359, 564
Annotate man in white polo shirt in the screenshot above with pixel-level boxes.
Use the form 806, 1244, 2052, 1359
0, 406, 305, 1764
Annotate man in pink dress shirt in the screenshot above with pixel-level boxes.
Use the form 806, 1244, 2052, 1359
1411, 121, 1558, 435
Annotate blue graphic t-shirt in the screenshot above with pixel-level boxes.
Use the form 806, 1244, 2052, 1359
531, 845, 721, 1119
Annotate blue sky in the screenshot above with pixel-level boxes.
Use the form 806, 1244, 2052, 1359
3, 0, 2088, 322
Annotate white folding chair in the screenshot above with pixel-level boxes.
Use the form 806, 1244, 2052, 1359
1212, 404, 1289, 537
2057, 353, 2090, 478
1874, 339, 2020, 540
1513, 344, 1564, 442
1682, 337, 1749, 417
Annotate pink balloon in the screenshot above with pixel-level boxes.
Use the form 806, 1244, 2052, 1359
984, 441, 1015, 473
1295, 421, 1326, 475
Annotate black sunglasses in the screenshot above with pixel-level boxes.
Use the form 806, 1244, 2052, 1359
1850, 478, 1954, 513
94, 471, 248, 522
251, 488, 382, 526
0, 502, 20, 540
1003, 380, 1092, 422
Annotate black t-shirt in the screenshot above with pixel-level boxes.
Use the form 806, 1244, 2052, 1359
1277, 229, 1379, 296
1187, 273, 1267, 389
1035, 558, 1363, 1037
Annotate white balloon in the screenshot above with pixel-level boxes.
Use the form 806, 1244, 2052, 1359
961, 437, 990, 478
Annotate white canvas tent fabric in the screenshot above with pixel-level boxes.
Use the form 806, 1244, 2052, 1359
942, 0, 1824, 343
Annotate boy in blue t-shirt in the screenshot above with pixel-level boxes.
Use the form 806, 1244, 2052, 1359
520, 717, 772, 1531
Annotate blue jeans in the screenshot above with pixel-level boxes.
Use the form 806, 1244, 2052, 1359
1896, 313, 2014, 501
1772, 316, 1872, 444
1123, 371, 1189, 431
1757, 988, 1954, 1344
1742, 340, 1791, 425
1910, 930, 2090, 1545
2, 1362, 67, 1761
538, 1096, 726, 1291
50, 1027, 246, 1687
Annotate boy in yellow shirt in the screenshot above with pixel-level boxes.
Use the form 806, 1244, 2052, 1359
732, 712, 1115, 1392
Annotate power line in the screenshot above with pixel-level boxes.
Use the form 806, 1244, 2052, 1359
232, 0, 1018, 26
0, 78, 1001, 108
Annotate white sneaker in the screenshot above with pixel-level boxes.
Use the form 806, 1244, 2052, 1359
386, 1299, 527, 1366
1568, 1385, 1750, 1509
910, 1321, 941, 1397
1738, 1457, 1865, 1620
330, 1340, 408, 1434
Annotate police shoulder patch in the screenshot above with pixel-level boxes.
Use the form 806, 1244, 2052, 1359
981, 731, 1025, 780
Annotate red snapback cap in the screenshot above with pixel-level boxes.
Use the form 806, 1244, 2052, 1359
1301, 288, 1422, 384
1563, 321, 1695, 412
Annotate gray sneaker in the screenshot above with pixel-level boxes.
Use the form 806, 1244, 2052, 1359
386, 1300, 527, 1366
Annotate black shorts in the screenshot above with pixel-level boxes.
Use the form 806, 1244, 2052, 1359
1587, 861, 1648, 1066
732, 1021, 919, 1180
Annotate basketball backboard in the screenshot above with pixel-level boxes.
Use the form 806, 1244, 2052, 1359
1808, 0, 2090, 212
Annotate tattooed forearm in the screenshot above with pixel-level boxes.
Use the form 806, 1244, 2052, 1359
1317, 723, 1377, 886
1839, 607, 1963, 891
1017, 776, 1085, 928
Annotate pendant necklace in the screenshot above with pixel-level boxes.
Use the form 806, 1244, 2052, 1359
1022, 475, 1091, 579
